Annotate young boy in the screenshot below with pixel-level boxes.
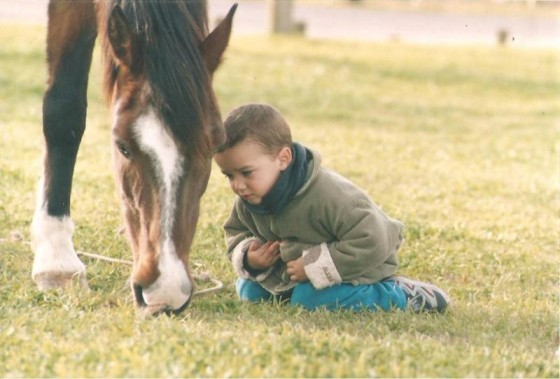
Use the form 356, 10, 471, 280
214, 103, 451, 312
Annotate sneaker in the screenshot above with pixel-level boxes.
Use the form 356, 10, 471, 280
387, 276, 451, 313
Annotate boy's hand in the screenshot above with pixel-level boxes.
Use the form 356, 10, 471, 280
286, 257, 308, 282
246, 240, 280, 270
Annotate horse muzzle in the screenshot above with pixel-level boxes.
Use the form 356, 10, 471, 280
132, 273, 194, 317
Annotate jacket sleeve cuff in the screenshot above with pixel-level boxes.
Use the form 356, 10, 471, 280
302, 243, 342, 289
231, 237, 272, 282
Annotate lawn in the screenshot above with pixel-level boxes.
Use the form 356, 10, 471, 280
0, 23, 558, 377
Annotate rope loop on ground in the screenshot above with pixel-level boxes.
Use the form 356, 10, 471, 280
1, 233, 224, 297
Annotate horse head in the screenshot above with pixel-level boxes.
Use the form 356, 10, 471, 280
104, 2, 236, 315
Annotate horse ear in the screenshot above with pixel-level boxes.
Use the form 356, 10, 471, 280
108, 5, 136, 70
201, 3, 237, 73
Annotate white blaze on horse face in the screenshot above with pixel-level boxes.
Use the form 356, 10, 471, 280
134, 109, 192, 309
135, 109, 183, 235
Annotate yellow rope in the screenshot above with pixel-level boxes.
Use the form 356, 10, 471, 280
1, 234, 224, 297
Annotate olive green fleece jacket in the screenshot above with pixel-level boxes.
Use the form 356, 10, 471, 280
224, 147, 405, 295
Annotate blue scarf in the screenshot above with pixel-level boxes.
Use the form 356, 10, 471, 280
242, 143, 308, 215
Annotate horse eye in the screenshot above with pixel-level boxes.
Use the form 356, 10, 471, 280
116, 141, 132, 159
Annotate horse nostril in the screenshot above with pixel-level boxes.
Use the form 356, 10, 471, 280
132, 283, 148, 308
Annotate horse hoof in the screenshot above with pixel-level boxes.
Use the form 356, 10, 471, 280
33, 271, 88, 290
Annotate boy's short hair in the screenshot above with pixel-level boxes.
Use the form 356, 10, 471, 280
217, 103, 292, 155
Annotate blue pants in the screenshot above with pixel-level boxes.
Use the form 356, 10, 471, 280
236, 278, 407, 311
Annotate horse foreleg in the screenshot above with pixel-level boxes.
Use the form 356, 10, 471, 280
31, 1, 97, 290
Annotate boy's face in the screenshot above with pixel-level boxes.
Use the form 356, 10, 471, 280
214, 139, 292, 205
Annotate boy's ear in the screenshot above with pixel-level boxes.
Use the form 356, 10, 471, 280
278, 146, 293, 170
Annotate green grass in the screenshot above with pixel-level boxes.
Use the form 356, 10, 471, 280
0, 24, 558, 377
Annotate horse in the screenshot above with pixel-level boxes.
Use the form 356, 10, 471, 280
30, 0, 237, 316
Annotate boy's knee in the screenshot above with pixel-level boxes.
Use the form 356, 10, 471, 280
236, 278, 272, 302
290, 282, 327, 310
290, 282, 313, 302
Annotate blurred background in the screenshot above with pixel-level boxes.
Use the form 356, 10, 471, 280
0, 0, 558, 48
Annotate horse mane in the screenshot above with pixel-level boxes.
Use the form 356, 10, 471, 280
101, 0, 211, 152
